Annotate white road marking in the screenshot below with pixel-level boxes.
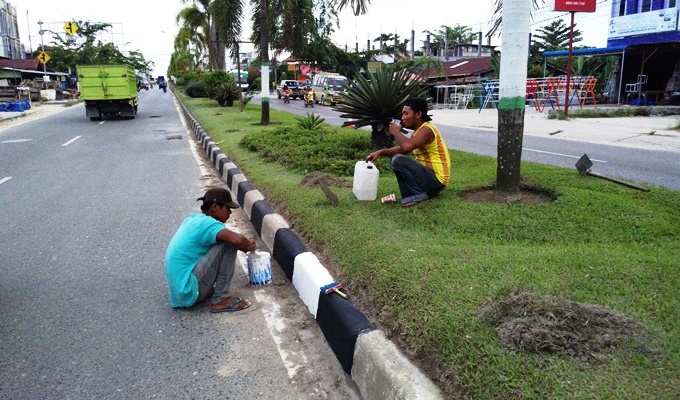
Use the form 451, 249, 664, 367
62, 136, 82, 147
99, 120, 106, 125
0, 176, 12, 185
523, 148, 607, 163
1, 138, 32, 143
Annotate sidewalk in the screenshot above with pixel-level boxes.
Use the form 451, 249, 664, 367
431, 106, 680, 153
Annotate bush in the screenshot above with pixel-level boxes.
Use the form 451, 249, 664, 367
239, 126, 386, 176
185, 81, 209, 98
204, 70, 231, 98
250, 77, 262, 91
176, 70, 204, 88
214, 81, 240, 107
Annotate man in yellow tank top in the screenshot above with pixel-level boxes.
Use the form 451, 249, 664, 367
366, 98, 451, 207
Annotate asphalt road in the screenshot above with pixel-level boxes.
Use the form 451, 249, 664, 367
261, 95, 680, 191
0, 91, 360, 399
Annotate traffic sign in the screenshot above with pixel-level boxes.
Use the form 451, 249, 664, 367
63, 21, 79, 35
38, 52, 50, 64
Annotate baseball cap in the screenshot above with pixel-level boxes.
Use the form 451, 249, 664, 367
197, 187, 239, 209
404, 98, 432, 122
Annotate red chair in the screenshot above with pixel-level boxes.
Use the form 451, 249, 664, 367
578, 77, 598, 109
526, 79, 542, 111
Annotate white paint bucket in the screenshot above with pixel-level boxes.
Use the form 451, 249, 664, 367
247, 251, 272, 286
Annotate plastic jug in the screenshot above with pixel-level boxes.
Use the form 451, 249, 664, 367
352, 161, 379, 200
247, 251, 272, 286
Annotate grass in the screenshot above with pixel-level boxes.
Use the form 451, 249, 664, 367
177, 93, 680, 399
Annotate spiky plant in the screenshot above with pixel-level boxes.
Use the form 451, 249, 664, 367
295, 112, 326, 131
333, 66, 427, 149
214, 81, 240, 107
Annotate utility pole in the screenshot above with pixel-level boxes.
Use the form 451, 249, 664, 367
38, 20, 47, 89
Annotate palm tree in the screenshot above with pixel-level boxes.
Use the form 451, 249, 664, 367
177, 0, 225, 71
493, 0, 533, 198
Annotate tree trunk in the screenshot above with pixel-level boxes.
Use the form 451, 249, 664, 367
370, 125, 394, 150
209, 23, 225, 71
259, 0, 270, 125
496, 108, 524, 194
496, 0, 530, 199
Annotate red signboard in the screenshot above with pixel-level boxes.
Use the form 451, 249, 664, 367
553, 0, 596, 12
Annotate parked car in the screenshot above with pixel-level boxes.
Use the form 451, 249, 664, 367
276, 80, 304, 100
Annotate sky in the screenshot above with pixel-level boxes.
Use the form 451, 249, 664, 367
15, 0, 613, 75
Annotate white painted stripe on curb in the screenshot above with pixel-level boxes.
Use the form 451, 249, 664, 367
230, 173, 248, 196
0, 176, 12, 185
221, 163, 238, 180
243, 190, 265, 219
292, 252, 335, 317
261, 214, 290, 252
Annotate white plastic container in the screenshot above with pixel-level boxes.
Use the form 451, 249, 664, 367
352, 161, 379, 200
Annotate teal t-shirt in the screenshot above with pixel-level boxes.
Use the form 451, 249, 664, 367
165, 213, 226, 307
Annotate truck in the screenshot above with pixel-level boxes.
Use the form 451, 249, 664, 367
77, 65, 138, 120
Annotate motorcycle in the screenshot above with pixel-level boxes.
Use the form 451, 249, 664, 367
303, 88, 314, 108
283, 90, 291, 104
159, 82, 167, 93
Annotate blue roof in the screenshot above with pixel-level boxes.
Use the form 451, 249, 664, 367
544, 45, 628, 57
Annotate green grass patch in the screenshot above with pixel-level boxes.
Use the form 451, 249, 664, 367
178, 92, 680, 399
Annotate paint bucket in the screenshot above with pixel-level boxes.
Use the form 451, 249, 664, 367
352, 161, 379, 201
247, 251, 272, 286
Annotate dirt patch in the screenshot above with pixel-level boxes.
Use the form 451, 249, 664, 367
477, 289, 653, 363
460, 183, 556, 205
299, 171, 352, 188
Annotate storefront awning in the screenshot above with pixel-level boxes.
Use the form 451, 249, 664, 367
544, 45, 628, 57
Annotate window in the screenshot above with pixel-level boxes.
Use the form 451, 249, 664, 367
640, 0, 652, 12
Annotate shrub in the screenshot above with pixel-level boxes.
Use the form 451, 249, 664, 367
185, 81, 209, 98
204, 70, 231, 98
295, 113, 326, 131
214, 81, 240, 107
239, 126, 385, 176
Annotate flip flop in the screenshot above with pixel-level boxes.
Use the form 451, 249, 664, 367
401, 201, 420, 208
210, 297, 252, 313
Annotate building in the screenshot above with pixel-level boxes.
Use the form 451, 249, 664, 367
545, 1, 680, 105
0, 0, 22, 59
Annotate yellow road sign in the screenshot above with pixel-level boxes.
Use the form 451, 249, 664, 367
38, 52, 50, 64
63, 21, 79, 35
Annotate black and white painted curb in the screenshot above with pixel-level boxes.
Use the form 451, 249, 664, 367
177, 100, 444, 399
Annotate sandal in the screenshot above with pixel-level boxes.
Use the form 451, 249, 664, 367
401, 201, 420, 208
210, 296, 252, 313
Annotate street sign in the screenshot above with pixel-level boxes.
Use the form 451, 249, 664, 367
37, 52, 50, 64
63, 21, 79, 35
553, 0, 596, 12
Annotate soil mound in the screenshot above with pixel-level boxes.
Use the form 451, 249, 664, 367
477, 289, 651, 363
300, 172, 352, 188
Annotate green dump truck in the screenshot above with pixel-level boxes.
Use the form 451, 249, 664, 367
77, 65, 138, 120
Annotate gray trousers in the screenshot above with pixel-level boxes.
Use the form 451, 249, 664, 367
192, 242, 238, 305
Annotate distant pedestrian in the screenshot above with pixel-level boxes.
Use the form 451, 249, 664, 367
365, 98, 451, 207
165, 188, 255, 313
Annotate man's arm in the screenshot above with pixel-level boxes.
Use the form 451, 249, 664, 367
216, 229, 256, 252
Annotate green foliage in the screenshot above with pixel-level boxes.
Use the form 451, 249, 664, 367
185, 81, 209, 98
295, 113, 326, 131
213, 81, 240, 106
204, 70, 231, 98
333, 65, 428, 149
175, 70, 204, 88
549, 108, 652, 119
250, 77, 262, 91
239, 125, 380, 176
46, 21, 153, 74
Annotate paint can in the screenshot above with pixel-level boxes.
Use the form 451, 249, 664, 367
247, 251, 272, 286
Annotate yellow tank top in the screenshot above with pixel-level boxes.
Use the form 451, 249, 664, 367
412, 122, 451, 186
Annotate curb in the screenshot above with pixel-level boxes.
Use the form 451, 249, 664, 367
176, 100, 444, 400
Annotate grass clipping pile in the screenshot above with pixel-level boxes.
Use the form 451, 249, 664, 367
477, 289, 652, 363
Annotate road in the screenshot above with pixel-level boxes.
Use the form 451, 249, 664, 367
0, 90, 360, 399
262, 95, 680, 191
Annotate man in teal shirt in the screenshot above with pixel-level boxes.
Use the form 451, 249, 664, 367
165, 188, 256, 313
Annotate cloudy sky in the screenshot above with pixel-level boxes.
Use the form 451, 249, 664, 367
15, 0, 613, 75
